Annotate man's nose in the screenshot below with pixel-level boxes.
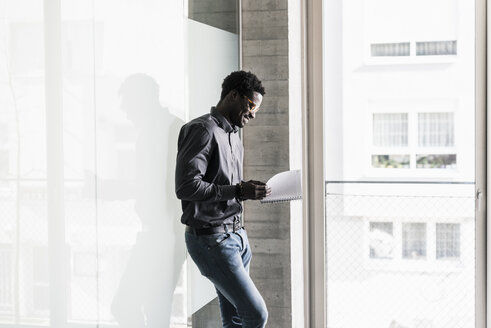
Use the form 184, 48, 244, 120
249, 111, 256, 119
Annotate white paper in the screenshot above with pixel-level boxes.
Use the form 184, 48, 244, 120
260, 170, 302, 204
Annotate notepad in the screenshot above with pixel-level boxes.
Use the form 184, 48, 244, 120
260, 170, 302, 204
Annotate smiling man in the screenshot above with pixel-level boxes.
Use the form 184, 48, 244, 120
175, 71, 271, 327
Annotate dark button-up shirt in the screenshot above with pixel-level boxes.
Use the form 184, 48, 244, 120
175, 107, 243, 228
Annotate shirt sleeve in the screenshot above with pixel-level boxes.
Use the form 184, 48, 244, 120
175, 124, 237, 202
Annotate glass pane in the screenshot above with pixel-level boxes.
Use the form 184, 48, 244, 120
436, 223, 461, 259
416, 154, 457, 169
371, 42, 410, 56
0, 0, 239, 327
418, 112, 455, 147
0, 0, 48, 326
371, 155, 410, 168
323, 0, 476, 325
373, 113, 408, 147
402, 223, 427, 259
416, 40, 457, 56
369, 222, 394, 259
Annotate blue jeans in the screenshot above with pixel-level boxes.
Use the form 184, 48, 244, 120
185, 228, 268, 328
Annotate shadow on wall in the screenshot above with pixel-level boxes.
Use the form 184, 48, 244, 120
86, 73, 185, 327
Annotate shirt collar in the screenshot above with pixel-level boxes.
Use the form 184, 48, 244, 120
210, 106, 238, 133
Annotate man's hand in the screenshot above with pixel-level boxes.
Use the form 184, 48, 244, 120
241, 180, 272, 200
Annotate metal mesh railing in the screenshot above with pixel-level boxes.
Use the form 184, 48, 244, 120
0, 181, 187, 327
326, 183, 475, 328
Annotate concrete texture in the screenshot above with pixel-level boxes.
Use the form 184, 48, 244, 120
192, 297, 222, 327
191, 0, 293, 326
242, 0, 288, 11
243, 39, 289, 57
242, 0, 292, 327
188, 0, 239, 33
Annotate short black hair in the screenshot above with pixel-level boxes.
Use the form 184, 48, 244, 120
220, 70, 266, 101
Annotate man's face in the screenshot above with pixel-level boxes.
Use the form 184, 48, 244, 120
230, 91, 263, 128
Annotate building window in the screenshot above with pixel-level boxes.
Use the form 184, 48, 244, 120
371, 154, 410, 168
371, 42, 410, 56
369, 222, 394, 259
371, 111, 456, 170
369, 41, 457, 58
416, 154, 457, 169
416, 40, 457, 56
436, 223, 460, 259
367, 221, 465, 267
373, 113, 408, 147
418, 112, 454, 147
402, 223, 426, 259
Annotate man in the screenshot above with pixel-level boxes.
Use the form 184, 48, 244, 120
175, 71, 271, 327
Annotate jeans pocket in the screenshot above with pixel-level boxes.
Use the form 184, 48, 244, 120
203, 232, 231, 250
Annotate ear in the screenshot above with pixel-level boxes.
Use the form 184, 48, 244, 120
229, 89, 239, 100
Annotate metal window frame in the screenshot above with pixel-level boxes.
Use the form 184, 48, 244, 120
477, 0, 487, 326
302, 0, 326, 326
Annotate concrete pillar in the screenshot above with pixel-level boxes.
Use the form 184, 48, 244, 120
242, 1, 292, 327
192, 1, 295, 326
188, 0, 239, 33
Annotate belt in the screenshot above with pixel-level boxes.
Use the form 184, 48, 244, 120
186, 221, 243, 236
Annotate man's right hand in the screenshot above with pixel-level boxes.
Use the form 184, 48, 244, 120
241, 180, 272, 200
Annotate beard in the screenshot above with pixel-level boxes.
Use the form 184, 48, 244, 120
231, 111, 248, 128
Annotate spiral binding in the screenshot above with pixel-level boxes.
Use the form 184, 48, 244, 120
260, 196, 302, 204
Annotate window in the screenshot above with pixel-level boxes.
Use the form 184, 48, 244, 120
402, 223, 426, 259
367, 220, 465, 264
416, 154, 456, 169
369, 222, 394, 259
371, 111, 457, 170
324, 0, 480, 325
436, 223, 460, 259
418, 112, 454, 147
369, 40, 457, 58
372, 113, 410, 168
416, 41, 457, 56
371, 42, 410, 56
371, 154, 410, 168
373, 113, 408, 147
